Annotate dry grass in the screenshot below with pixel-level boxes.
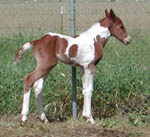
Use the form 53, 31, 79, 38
1, 114, 149, 137
0, 0, 150, 35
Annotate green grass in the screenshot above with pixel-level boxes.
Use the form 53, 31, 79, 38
0, 31, 150, 119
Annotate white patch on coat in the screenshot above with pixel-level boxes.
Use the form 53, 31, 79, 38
34, 78, 48, 122
23, 42, 32, 51
21, 90, 31, 122
34, 78, 44, 98
48, 23, 110, 67
48, 32, 72, 41
82, 68, 95, 124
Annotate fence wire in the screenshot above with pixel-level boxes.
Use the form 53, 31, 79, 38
0, 0, 150, 35
0, 0, 150, 118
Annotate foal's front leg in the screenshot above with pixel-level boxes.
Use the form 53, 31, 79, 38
82, 66, 95, 124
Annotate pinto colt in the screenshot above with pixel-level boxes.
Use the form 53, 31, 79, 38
14, 9, 131, 125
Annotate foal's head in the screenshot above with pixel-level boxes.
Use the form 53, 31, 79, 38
101, 9, 131, 45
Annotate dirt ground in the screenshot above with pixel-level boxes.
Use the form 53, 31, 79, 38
0, 114, 150, 137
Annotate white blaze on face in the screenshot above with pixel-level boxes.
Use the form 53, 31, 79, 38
124, 35, 131, 45
48, 23, 110, 67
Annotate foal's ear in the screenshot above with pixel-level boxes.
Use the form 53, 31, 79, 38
110, 9, 116, 20
105, 9, 110, 17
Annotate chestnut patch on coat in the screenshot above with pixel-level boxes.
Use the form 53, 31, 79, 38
55, 36, 68, 56
69, 44, 78, 58
33, 34, 58, 65
93, 35, 107, 65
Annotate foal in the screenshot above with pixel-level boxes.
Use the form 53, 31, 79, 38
14, 9, 131, 125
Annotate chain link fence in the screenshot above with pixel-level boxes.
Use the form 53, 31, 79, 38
0, 0, 150, 35
0, 0, 150, 119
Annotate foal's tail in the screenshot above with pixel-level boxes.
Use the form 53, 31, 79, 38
14, 41, 35, 64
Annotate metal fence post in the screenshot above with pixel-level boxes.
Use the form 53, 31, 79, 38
70, 0, 77, 119
60, 6, 64, 33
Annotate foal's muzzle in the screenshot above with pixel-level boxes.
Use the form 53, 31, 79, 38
124, 36, 131, 45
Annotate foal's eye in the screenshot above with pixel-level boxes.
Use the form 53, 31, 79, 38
120, 26, 124, 29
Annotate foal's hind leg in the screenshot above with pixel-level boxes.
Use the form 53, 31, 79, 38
21, 65, 53, 125
33, 77, 48, 123
21, 88, 31, 124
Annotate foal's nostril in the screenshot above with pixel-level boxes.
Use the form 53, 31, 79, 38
124, 35, 131, 45
128, 36, 131, 42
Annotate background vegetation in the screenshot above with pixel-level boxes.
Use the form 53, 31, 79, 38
0, 31, 150, 119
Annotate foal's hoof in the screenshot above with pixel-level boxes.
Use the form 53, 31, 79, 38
40, 117, 49, 124
20, 120, 27, 126
87, 118, 96, 125
83, 116, 96, 125
40, 113, 49, 124
44, 119, 49, 124
41, 118, 49, 124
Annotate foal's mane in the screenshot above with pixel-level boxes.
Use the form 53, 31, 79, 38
98, 17, 107, 24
